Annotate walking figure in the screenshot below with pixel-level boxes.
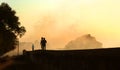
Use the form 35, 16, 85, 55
40, 37, 47, 50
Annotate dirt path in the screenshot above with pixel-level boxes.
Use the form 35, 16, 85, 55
0, 60, 13, 70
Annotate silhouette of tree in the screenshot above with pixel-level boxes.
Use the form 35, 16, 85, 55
0, 3, 26, 56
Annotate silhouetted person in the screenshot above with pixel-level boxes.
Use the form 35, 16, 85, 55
40, 37, 47, 50
32, 44, 34, 51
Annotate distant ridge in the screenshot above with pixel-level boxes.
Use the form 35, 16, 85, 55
25, 47, 120, 56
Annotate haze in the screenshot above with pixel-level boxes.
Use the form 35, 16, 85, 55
1, 0, 120, 49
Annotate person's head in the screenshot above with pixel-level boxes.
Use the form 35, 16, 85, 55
41, 37, 44, 40
43, 38, 45, 40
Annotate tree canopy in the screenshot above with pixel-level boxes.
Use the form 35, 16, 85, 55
0, 3, 26, 56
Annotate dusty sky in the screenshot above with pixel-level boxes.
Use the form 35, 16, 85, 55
1, 0, 120, 49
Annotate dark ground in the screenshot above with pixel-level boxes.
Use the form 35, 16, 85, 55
2, 48, 120, 70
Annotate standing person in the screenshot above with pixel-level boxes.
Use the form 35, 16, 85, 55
40, 37, 47, 50
32, 44, 34, 51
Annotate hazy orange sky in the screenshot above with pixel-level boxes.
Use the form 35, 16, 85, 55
1, 0, 120, 49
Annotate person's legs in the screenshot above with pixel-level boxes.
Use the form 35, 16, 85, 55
41, 46, 44, 50
44, 46, 46, 50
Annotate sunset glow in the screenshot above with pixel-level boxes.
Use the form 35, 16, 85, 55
1, 0, 120, 50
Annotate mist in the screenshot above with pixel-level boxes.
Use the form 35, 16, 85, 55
2, 0, 120, 50
18, 0, 120, 49
65, 34, 102, 50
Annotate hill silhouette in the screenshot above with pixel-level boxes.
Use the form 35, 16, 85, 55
65, 34, 102, 49
2, 48, 120, 70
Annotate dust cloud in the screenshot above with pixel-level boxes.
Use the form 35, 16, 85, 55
65, 34, 102, 50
